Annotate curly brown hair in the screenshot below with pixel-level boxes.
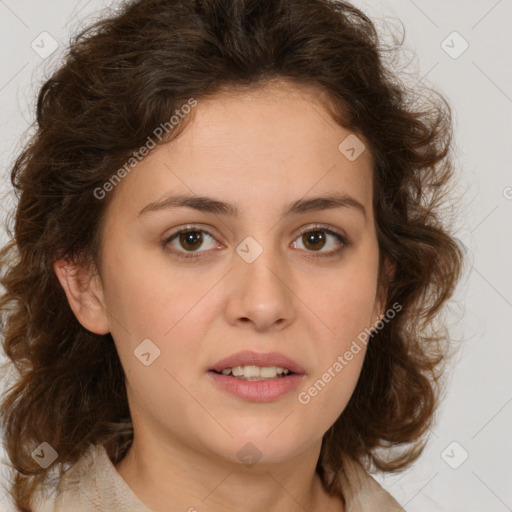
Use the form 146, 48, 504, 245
0, 0, 465, 510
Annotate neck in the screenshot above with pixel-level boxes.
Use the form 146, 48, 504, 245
114, 434, 344, 512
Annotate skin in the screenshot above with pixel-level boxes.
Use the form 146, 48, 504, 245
54, 79, 390, 512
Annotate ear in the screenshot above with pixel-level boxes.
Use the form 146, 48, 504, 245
372, 258, 396, 322
53, 258, 110, 335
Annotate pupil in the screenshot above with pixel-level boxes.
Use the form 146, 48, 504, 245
180, 231, 203, 251
178, 230, 326, 252
304, 231, 325, 251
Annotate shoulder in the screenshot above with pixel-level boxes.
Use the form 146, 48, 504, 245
338, 455, 406, 512
30, 443, 149, 512
30, 444, 97, 512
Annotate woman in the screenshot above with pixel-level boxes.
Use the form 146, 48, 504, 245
0, 0, 464, 510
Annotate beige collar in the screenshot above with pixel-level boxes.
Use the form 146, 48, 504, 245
32, 443, 405, 511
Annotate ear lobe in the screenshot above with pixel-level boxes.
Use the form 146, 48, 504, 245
53, 258, 110, 335
374, 258, 396, 321
386, 259, 396, 282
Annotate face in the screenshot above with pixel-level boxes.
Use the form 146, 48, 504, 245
67, 80, 385, 466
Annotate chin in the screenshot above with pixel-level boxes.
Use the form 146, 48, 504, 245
208, 430, 312, 467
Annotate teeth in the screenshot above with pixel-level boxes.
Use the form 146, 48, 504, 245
261, 366, 278, 378
219, 365, 291, 380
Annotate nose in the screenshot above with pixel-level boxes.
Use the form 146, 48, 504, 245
223, 241, 296, 332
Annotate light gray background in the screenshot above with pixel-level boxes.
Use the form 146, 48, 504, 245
0, 1, 511, 511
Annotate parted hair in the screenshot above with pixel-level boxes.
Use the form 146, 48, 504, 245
0, 0, 464, 510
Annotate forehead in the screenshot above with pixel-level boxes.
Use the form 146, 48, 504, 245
106, 80, 374, 220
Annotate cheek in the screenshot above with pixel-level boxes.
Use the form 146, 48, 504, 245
102, 236, 214, 339
297, 299, 370, 432
297, 351, 366, 441
99, 246, 220, 414
102, 262, 213, 434
295, 252, 378, 414
308, 260, 379, 346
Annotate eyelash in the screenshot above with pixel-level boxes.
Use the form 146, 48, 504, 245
162, 224, 350, 261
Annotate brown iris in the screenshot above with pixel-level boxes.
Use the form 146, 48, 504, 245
179, 231, 203, 251
177, 229, 328, 253
302, 230, 326, 251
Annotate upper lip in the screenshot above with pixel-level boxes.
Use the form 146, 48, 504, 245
209, 350, 306, 374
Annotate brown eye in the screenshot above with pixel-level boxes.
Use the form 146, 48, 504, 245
292, 226, 347, 258
301, 230, 327, 251
162, 224, 349, 261
178, 231, 204, 251
163, 228, 218, 259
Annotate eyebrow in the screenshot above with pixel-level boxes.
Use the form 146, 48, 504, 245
138, 191, 367, 221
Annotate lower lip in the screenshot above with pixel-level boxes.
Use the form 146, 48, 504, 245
208, 371, 305, 402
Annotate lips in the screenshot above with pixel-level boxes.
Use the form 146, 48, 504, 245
209, 350, 306, 375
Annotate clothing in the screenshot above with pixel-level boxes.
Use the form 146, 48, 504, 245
31, 443, 405, 511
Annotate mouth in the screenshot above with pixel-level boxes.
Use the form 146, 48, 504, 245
210, 365, 295, 381
207, 351, 306, 402
208, 350, 306, 377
